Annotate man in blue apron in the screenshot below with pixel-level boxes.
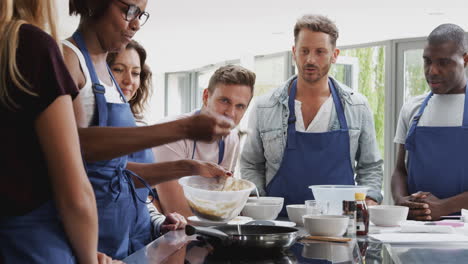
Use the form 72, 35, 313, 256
392, 23, 468, 221
154, 65, 256, 218
241, 14, 383, 214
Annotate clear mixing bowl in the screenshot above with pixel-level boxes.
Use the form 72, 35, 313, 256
179, 176, 255, 221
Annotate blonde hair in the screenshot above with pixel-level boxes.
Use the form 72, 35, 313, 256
0, 0, 60, 110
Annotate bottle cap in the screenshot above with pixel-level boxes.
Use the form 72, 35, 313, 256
355, 192, 366, 201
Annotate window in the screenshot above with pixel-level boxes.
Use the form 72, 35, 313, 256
253, 51, 294, 96
164, 72, 192, 116
332, 46, 386, 157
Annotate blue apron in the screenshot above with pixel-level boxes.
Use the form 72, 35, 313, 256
73, 31, 153, 259
405, 84, 468, 204
266, 78, 355, 215
0, 202, 76, 263
127, 149, 154, 252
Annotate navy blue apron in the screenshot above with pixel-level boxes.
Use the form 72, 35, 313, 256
191, 110, 225, 164
0, 202, 76, 263
127, 148, 154, 252
73, 31, 154, 259
266, 78, 355, 215
406, 84, 468, 204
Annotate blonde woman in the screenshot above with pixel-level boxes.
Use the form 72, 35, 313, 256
0, 1, 113, 263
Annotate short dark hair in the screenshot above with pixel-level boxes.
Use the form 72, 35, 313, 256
69, 0, 111, 18
294, 14, 339, 47
428, 23, 467, 54
207, 65, 256, 95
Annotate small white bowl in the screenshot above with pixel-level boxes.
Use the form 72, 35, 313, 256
241, 199, 283, 220
369, 205, 409, 227
247, 196, 284, 206
286, 204, 307, 226
303, 215, 349, 237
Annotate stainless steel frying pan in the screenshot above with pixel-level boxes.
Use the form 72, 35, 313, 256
186, 224, 298, 249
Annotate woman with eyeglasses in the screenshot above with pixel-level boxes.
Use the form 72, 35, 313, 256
63, 0, 233, 260
0, 1, 119, 263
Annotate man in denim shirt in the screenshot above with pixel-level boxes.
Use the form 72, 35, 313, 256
240, 14, 383, 211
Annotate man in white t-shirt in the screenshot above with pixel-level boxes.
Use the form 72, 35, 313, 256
153, 65, 255, 217
392, 23, 468, 221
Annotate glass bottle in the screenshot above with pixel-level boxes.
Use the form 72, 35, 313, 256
343, 200, 357, 237
355, 192, 369, 236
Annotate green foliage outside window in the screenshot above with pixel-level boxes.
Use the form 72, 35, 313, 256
404, 49, 430, 100
330, 46, 386, 157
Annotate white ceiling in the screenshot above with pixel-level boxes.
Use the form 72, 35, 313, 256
57, 0, 468, 73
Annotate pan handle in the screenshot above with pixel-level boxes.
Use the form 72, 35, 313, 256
185, 225, 230, 241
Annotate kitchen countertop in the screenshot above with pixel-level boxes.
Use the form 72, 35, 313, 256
123, 225, 468, 264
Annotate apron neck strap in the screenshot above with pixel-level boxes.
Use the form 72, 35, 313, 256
72, 31, 108, 126
463, 82, 468, 127
191, 109, 225, 164
72, 31, 101, 88
329, 78, 348, 130
107, 65, 128, 103
410, 82, 468, 129
286, 77, 348, 149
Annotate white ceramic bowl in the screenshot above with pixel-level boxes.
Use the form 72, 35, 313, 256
241, 202, 283, 220
247, 196, 284, 205
179, 176, 255, 221
369, 205, 409, 226
309, 185, 369, 215
286, 204, 307, 226
303, 215, 349, 237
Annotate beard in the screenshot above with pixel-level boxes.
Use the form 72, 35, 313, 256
299, 62, 332, 84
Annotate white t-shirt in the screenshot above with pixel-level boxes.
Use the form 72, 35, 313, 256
63, 40, 125, 126
152, 110, 240, 171
394, 93, 465, 144
294, 95, 333, 133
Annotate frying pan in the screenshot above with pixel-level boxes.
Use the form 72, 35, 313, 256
186, 224, 298, 250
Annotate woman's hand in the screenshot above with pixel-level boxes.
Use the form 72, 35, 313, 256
161, 213, 188, 234
191, 160, 232, 178
184, 110, 234, 142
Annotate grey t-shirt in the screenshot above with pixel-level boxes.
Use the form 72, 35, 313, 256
394, 93, 465, 145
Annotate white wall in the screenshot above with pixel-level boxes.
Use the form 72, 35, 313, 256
56, 0, 468, 123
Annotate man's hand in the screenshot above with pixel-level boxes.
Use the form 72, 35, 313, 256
395, 194, 431, 221
412, 192, 448, 221
191, 160, 232, 178
184, 110, 234, 142
365, 197, 378, 206
161, 213, 188, 234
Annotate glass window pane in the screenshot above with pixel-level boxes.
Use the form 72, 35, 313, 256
254, 53, 291, 97
195, 68, 216, 109
338, 46, 386, 158
404, 49, 430, 101
166, 72, 190, 116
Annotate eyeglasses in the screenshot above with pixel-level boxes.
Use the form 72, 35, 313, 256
116, 0, 150, 27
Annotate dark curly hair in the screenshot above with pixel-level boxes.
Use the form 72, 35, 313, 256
107, 40, 153, 119
69, 0, 111, 18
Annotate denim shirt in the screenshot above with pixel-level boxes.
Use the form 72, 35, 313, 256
240, 76, 383, 202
